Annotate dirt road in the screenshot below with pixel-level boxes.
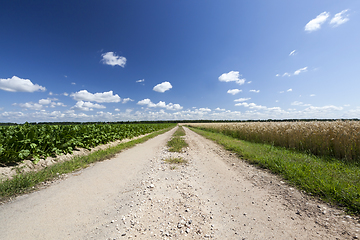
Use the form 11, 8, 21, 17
0, 127, 359, 239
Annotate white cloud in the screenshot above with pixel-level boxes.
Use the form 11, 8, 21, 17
137, 98, 153, 106
63, 92, 69, 96
198, 108, 211, 112
137, 98, 182, 110
153, 81, 172, 93
234, 98, 251, 102
0, 76, 46, 92
249, 90, 260, 93
70, 90, 121, 103
218, 71, 245, 85
136, 79, 145, 83
71, 101, 106, 111
115, 108, 120, 111
294, 67, 308, 75
291, 101, 311, 107
13, 98, 65, 111
310, 94, 316, 97
287, 89, 292, 92
235, 102, 267, 110
122, 98, 134, 104
247, 81, 252, 84
282, 73, 291, 77
17, 102, 44, 110
330, 9, 350, 27
71, 82, 76, 85
39, 98, 52, 105
227, 89, 242, 95
276, 74, 280, 77
50, 102, 66, 108
305, 12, 330, 32
1, 103, 353, 123
101, 52, 126, 67
289, 50, 297, 56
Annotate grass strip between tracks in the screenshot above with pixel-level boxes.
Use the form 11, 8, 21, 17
0, 125, 176, 201
189, 127, 360, 215
167, 126, 188, 152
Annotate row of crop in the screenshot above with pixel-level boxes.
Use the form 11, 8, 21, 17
0, 123, 173, 164
187, 121, 360, 163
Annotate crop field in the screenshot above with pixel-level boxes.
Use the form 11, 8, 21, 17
0, 123, 173, 165
187, 121, 360, 163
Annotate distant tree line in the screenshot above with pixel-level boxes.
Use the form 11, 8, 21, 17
1, 118, 359, 126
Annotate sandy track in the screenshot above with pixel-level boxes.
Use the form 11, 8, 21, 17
0, 127, 359, 239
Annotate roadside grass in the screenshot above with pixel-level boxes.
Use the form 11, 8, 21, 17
167, 126, 188, 152
164, 157, 187, 164
189, 127, 360, 215
0, 125, 176, 201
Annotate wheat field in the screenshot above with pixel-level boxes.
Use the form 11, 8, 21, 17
188, 121, 360, 162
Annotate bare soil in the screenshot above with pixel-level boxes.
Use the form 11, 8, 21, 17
0, 127, 359, 239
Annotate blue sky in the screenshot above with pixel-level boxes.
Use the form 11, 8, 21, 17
1, 0, 359, 123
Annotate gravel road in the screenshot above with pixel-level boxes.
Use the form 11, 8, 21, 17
0, 127, 359, 239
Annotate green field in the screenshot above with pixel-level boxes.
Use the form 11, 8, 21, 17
0, 122, 173, 165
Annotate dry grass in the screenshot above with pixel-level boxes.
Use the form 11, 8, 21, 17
188, 121, 360, 163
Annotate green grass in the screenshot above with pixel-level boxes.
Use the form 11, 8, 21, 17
172, 125, 186, 137
167, 126, 188, 152
0, 125, 176, 201
164, 157, 187, 164
189, 126, 360, 215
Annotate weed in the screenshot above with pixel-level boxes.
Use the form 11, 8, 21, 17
164, 157, 188, 164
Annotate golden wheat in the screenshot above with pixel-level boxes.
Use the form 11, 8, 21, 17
188, 121, 360, 162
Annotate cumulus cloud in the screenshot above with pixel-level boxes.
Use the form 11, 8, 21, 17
39, 98, 52, 105
137, 98, 182, 110
0, 76, 46, 92
305, 12, 330, 32
218, 71, 245, 85
291, 101, 311, 107
215, 108, 226, 111
234, 98, 251, 102
330, 9, 350, 27
16, 102, 44, 110
70, 90, 121, 103
287, 89, 293, 92
153, 81, 172, 93
71, 101, 106, 111
249, 90, 260, 93
101, 52, 126, 67
294, 67, 308, 75
227, 89, 242, 95
289, 50, 297, 56
310, 94, 316, 97
282, 73, 291, 77
198, 108, 211, 112
13, 98, 66, 111
235, 102, 267, 110
136, 79, 145, 83
122, 98, 134, 104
